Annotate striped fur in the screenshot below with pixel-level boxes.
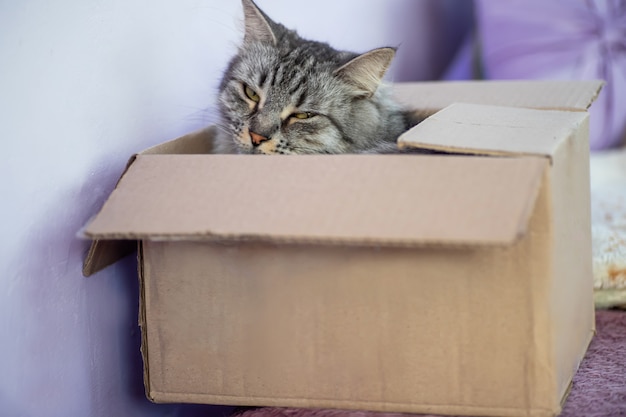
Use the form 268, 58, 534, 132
216, 0, 416, 154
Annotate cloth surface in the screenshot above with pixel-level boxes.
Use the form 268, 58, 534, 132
475, 0, 626, 150
590, 148, 626, 308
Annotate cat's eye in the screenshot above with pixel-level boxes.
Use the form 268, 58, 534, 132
243, 84, 260, 103
292, 112, 313, 120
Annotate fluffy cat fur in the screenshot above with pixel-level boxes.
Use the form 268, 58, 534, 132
216, 0, 419, 154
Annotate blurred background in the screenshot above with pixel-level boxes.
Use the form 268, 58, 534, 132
0, 1, 624, 416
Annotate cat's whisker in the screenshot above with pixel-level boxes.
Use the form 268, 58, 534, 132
213, 0, 415, 155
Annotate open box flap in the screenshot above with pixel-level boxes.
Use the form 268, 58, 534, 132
84, 79, 602, 276
141, 126, 216, 155
84, 154, 547, 248
82, 127, 217, 276
399, 103, 589, 159
393, 80, 603, 116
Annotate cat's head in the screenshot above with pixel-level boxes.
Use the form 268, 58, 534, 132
217, 0, 401, 154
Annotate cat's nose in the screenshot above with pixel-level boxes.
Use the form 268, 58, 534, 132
250, 131, 270, 147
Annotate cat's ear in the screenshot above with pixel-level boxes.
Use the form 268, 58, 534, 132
334, 47, 396, 97
242, 0, 277, 46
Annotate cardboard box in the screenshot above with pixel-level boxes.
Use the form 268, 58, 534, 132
83, 81, 602, 417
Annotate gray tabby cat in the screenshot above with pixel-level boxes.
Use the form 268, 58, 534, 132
216, 0, 419, 155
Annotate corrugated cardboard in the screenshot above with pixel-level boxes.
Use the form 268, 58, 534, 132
393, 80, 602, 115
86, 154, 547, 245
83, 81, 602, 417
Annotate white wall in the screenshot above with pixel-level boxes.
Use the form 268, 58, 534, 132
0, 1, 467, 416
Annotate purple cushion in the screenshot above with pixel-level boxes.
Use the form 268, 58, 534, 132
476, 0, 626, 150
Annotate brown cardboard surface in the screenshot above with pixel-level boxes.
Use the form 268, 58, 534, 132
82, 239, 136, 277
142, 126, 216, 155
84, 80, 602, 276
85, 154, 547, 246
399, 103, 589, 158
81, 126, 217, 275
548, 115, 595, 400
393, 80, 603, 115
83, 80, 601, 417
141, 172, 555, 415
